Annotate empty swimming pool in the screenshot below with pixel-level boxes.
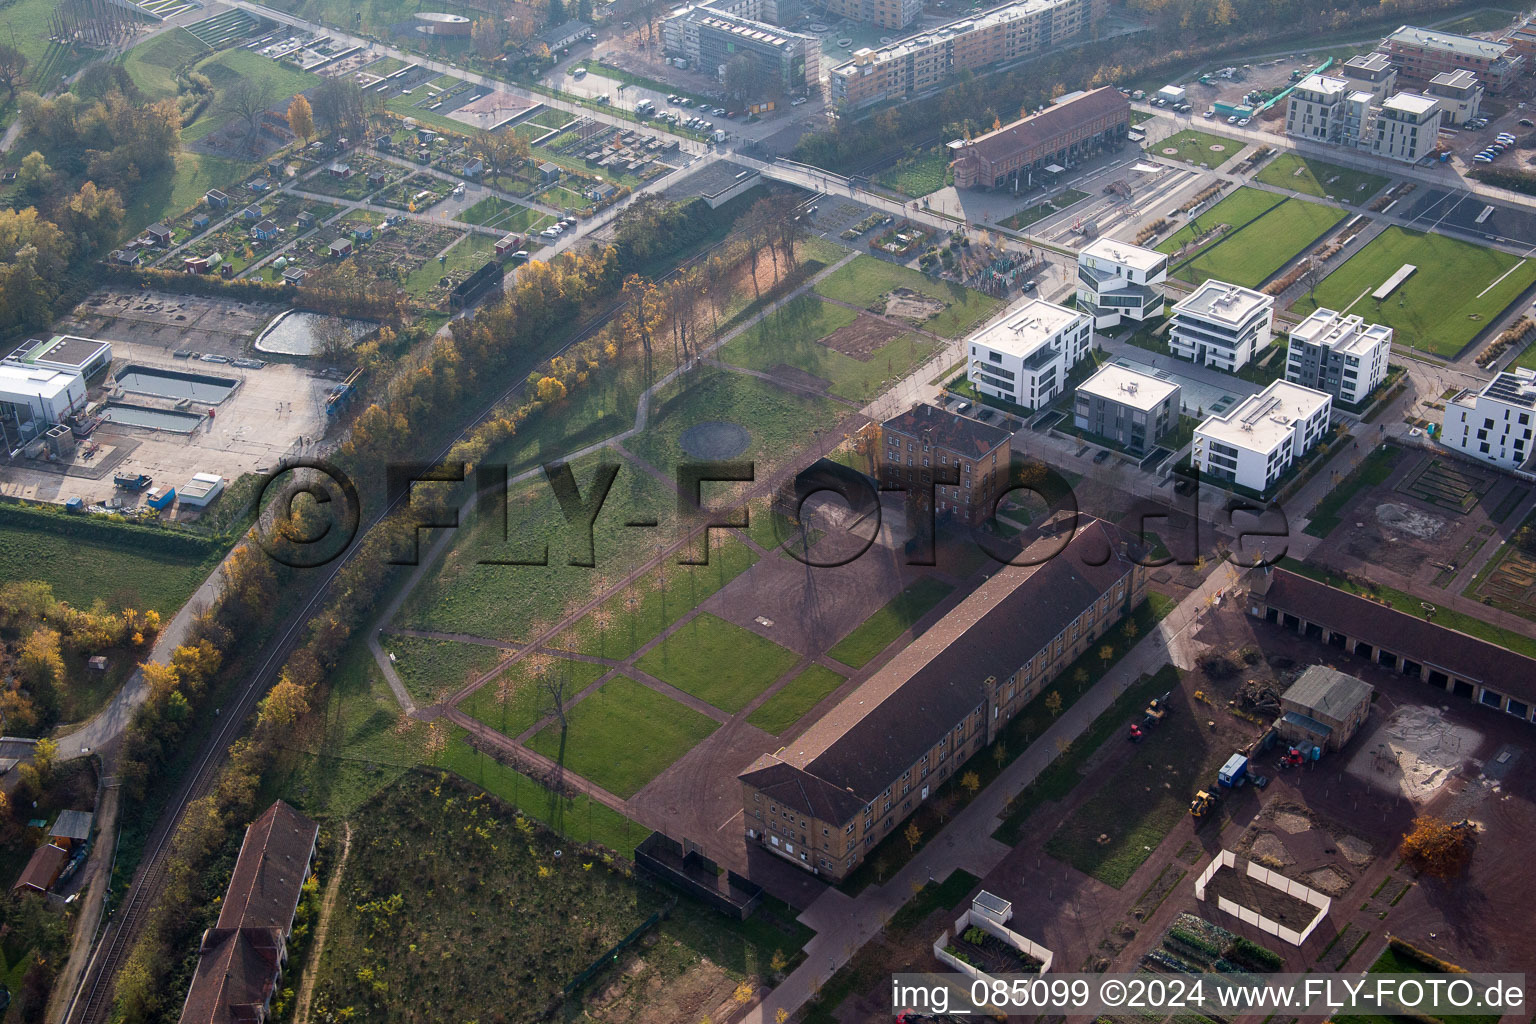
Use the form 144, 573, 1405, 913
115, 364, 239, 403
102, 403, 204, 433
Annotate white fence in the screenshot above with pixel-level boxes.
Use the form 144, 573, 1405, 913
931, 907, 1057, 981
1193, 849, 1331, 946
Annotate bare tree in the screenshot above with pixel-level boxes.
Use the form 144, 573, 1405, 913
221, 77, 278, 153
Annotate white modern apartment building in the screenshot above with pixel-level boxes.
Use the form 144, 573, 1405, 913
966, 297, 1092, 409
1284, 73, 1443, 162
1169, 280, 1274, 373
1440, 368, 1536, 471
1425, 69, 1482, 126
1193, 381, 1333, 493
1285, 308, 1392, 405
1075, 238, 1167, 329
1339, 51, 1398, 102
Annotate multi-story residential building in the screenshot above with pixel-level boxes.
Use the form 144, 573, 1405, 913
1440, 368, 1536, 470
816, 0, 924, 30
1168, 280, 1274, 373
1501, 13, 1536, 70
1425, 68, 1483, 124
946, 86, 1128, 189
879, 403, 1013, 526
1371, 91, 1442, 162
662, 0, 820, 92
1073, 363, 1180, 456
1075, 238, 1166, 328
966, 297, 1092, 409
1285, 307, 1392, 406
1339, 51, 1398, 101
739, 517, 1146, 882
826, 0, 1106, 108
1192, 380, 1332, 493
1285, 73, 1443, 161
1379, 25, 1523, 93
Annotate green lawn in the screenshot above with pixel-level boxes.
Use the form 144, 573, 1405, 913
1254, 152, 1389, 205
398, 451, 680, 643
828, 577, 955, 669
458, 653, 608, 738
812, 256, 1002, 337
378, 634, 505, 704
551, 539, 759, 661
0, 523, 220, 617
181, 49, 322, 142
1152, 129, 1243, 168
623, 365, 844, 481
720, 295, 940, 401
876, 148, 952, 198
1175, 196, 1347, 289
1513, 337, 1536, 370
458, 195, 553, 234
1156, 186, 1283, 254
122, 28, 212, 100
124, 151, 258, 236
402, 231, 498, 302
1291, 226, 1536, 357
526, 675, 718, 797
635, 612, 801, 714
746, 664, 846, 735
1042, 666, 1235, 887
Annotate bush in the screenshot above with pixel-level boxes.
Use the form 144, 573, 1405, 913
1166, 927, 1222, 959
1228, 936, 1283, 971
962, 925, 987, 944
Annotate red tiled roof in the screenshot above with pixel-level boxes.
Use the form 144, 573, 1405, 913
216, 801, 317, 933
179, 928, 284, 1024
881, 403, 1012, 458
955, 87, 1130, 170
12, 843, 68, 893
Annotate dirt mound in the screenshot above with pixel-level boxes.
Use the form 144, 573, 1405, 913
1375, 502, 1446, 540
1304, 865, 1353, 897
820, 314, 905, 361
883, 287, 946, 323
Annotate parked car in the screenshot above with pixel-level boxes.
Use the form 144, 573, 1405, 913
1227, 115, 1239, 123
1520, 118, 1534, 127
1093, 449, 1111, 464
712, 107, 726, 116
791, 96, 808, 106
1204, 108, 1215, 118
1238, 117, 1251, 126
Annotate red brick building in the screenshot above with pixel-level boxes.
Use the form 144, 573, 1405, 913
950, 87, 1130, 190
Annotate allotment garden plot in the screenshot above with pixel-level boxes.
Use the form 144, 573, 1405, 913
1293, 226, 1536, 357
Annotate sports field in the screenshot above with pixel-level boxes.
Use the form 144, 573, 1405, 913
1157, 187, 1282, 254
1254, 152, 1389, 205
1174, 196, 1347, 289
1292, 226, 1536, 357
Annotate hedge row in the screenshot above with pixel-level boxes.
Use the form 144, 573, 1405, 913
0, 498, 228, 560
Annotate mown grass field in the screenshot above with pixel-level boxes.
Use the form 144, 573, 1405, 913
1254, 152, 1388, 205
1291, 226, 1536, 357
0, 523, 219, 616
458, 652, 608, 737
812, 256, 1002, 338
1175, 196, 1347, 288
720, 295, 940, 401
1157, 186, 1283, 254
635, 612, 800, 714
122, 28, 211, 100
181, 49, 322, 142
527, 675, 718, 797
1153, 129, 1243, 168
378, 634, 505, 705
828, 576, 954, 668
402, 231, 498, 301
398, 451, 679, 642
746, 664, 846, 735
458, 195, 554, 234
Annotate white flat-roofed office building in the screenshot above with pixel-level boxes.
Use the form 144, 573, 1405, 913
1169, 279, 1274, 372
967, 298, 1092, 410
1285, 308, 1392, 405
1075, 238, 1167, 329
1073, 363, 1180, 455
1441, 368, 1536, 470
1193, 380, 1332, 493
1372, 91, 1442, 162
1286, 73, 1348, 142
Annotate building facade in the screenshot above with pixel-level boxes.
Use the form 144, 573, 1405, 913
1379, 25, 1523, 93
1192, 380, 1332, 493
1440, 367, 1536, 470
1339, 51, 1398, 101
1285, 73, 1443, 161
1284, 307, 1392, 405
966, 297, 1092, 409
943, 86, 1127, 188
1168, 279, 1274, 372
662, 0, 820, 92
739, 519, 1146, 882
1075, 238, 1166, 328
1250, 567, 1536, 725
1072, 363, 1180, 456
879, 403, 1012, 526
816, 0, 924, 30
827, 0, 1105, 107
1276, 665, 1373, 753
1425, 68, 1483, 124
1372, 91, 1442, 162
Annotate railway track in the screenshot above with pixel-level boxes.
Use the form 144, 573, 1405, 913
62, 192, 813, 1024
